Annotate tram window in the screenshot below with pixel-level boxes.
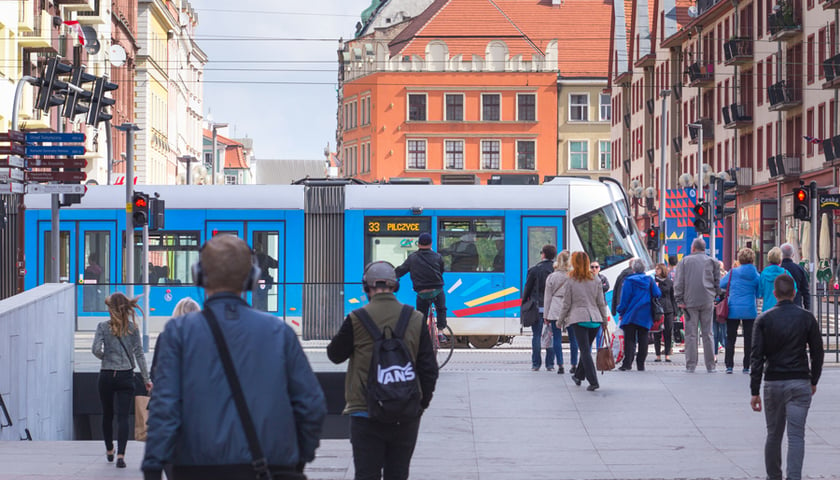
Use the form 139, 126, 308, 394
253, 232, 280, 312
527, 227, 557, 267
573, 207, 633, 269
83, 232, 110, 312
126, 232, 201, 284
43, 231, 71, 283
438, 218, 504, 272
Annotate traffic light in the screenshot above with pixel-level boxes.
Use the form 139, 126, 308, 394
86, 77, 118, 125
646, 226, 660, 250
793, 187, 810, 221
62, 66, 95, 119
149, 197, 165, 231
132, 191, 150, 227
714, 177, 737, 219
693, 201, 711, 234
35, 57, 72, 112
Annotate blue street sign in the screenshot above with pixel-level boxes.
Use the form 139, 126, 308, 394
25, 145, 86, 156
25, 132, 86, 143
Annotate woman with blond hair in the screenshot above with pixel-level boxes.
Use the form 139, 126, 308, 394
557, 251, 610, 391
758, 247, 792, 312
151, 298, 201, 382
91, 292, 151, 468
544, 250, 575, 374
720, 247, 760, 374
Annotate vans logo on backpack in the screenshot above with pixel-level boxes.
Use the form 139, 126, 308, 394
354, 305, 423, 423
378, 363, 416, 384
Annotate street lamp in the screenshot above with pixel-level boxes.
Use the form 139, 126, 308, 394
178, 155, 197, 185
687, 123, 704, 201
209, 122, 228, 185
658, 89, 670, 263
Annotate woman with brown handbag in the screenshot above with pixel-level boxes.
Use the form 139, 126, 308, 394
557, 251, 610, 391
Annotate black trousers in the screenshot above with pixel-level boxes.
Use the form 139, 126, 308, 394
571, 324, 600, 388
621, 323, 649, 370
350, 416, 421, 480
725, 318, 754, 370
653, 315, 674, 356
416, 291, 447, 329
98, 369, 134, 455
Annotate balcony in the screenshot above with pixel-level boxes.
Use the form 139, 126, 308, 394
733, 167, 753, 191
55, 0, 95, 12
767, 154, 801, 179
76, 0, 105, 25
768, 80, 802, 111
723, 38, 753, 65
19, 9, 55, 51
688, 118, 714, 145
768, 8, 802, 41
823, 54, 840, 89
723, 103, 753, 129
687, 62, 714, 87
823, 0, 840, 9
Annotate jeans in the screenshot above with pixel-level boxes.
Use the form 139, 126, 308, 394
713, 321, 727, 354
98, 369, 134, 455
416, 291, 447, 329
653, 315, 673, 356
621, 323, 649, 370
763, 379, 813, 480
725, 318, 754, 370
350, 416, 421, 480
550, 321, 564, 366
531, 315, 554, 369
571, 324, 600, 387
683, 305, 716, 372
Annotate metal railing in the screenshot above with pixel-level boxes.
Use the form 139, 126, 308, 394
815, 292, 840, 363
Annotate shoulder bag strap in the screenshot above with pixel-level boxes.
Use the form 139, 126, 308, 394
116, 336, 135, 370
203, 307, 272, 480
393, 305, 415, 339
353, 308, 383, 341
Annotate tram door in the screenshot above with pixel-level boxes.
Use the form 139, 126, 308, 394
38, 220, 74, 285
78, 222, 118, 319
520, 216, 565, 285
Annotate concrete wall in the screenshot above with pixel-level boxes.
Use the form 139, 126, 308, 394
0, 284, 75, 441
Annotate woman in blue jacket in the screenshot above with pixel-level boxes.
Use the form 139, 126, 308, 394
758, 247, 792, 312
617, 259, 661, 371
719, 247, 760, 374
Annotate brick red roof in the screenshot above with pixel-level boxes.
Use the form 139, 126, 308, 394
389, 0, 612, 77
203, 129, 249, 170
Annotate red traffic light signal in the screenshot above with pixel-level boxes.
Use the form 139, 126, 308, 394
795, 189, 807, 202
793, 187, 810, 221
133, 197, 147, 208
693, 201, 711, 234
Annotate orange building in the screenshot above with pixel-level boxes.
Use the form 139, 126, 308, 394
338, 0, 613, 184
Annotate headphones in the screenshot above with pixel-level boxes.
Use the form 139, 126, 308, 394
361, 261, 400, 294
191, 243, 262, 292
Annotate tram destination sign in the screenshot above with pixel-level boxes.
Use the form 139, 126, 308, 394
26, 171, 87, 183
27, 157, 87, 169
25, 145, 86, 156
25, 132, 85, 143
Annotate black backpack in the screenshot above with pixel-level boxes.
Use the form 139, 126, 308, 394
353, 305, 422, 423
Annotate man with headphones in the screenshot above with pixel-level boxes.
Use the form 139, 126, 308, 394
142, 234, 326, 480
327, 261, 438, 480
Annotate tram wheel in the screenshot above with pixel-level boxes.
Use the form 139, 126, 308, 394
468, 335, 500, 349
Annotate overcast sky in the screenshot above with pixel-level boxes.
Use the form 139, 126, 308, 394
192, 0, 373, 159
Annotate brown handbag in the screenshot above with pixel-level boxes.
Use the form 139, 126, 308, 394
596, 328, 615, 372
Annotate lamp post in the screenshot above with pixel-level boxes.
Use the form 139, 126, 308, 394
658, 89, 671, 264
209, 122, 228, 185
178, 155, 197, 185
687, 123, 704, 202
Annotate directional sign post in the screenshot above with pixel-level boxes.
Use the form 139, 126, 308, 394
27, 158, 87, 169
26, 171, 87, 183
27, 184, 86, 194
0, 155, 26, 169
0, 182, 25, 194
25, 132, 85, 143
0, 168, 25, 182
25, 145, 86, 156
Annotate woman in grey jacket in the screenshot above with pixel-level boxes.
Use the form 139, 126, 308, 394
91, 293, 152, 468
544, 250, 575, 374
558, 251, 611, 391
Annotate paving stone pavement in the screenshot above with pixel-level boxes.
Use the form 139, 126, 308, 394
3, 349, 840, 480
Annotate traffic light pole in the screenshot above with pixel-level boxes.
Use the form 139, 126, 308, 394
810, 181, 818, 314
658, 90, 670, 264
142, 224, 149, 352
709, 179, 716, 261
117, 123, 139, 298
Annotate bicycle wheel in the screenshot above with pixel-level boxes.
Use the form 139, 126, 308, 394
435, 325, 454, 369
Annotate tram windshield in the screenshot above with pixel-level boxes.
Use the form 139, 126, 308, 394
574, 204, 635, 270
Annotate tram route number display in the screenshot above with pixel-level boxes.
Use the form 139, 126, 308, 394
366, 217, 431, 235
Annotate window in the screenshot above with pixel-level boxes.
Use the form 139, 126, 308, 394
253, 231, 280, 312
517, 93, 536, 121
573, 206, 635, 269
482, 94, 500, 121
599, 93, 611, 121
83, 231, 110, 312
569, 141, 588, 169
481, 140, 501, 169
43, 231, 70, 283
570, 93, 589, 121
407, 139, 426, 169
408, 93, 426, 121
516, 140, 535, 170
438, 218, 504, 272
445, 94, 464, 121
445, 140, 464, 169
131, 232, 201, 285
599, 141, 611, 170
225, 175, 237, 184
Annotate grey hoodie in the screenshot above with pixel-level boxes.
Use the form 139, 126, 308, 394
92, 321, 150, 383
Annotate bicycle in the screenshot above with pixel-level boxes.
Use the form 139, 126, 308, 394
427, 305, 454, 369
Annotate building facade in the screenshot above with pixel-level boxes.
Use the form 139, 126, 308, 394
610, 0, 839, 270
337, 0, 613, 184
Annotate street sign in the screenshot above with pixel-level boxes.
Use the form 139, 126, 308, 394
24, 132, 85, 143
0, 168, 25, 182
0, 155, 25, 169
0, 131, 26, 143
27, 184, 86, 194
26, 171, 87, 182
25, 145, 86, 156
27, 157, 87, 169
819, 194, 840, 211
0, 144, 26, 156
0, 182, 25, 194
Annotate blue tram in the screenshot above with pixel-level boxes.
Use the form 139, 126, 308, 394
23, 177, 652, 347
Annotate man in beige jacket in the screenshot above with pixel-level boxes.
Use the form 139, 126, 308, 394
674, 237, 721, 373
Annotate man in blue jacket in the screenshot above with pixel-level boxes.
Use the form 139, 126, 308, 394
142, 234, 326, 480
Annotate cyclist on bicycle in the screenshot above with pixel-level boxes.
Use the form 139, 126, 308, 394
395, 232, 447, 330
